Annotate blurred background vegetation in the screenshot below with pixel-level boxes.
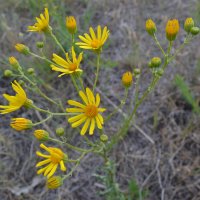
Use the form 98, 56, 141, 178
0, 0, 200, 199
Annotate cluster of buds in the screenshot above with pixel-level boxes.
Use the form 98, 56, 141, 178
146, 17, 199, 42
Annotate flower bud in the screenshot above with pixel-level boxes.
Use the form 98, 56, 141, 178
100, 134, 108, 142
133, 68, 141, 75
56, 127, 65, 136
27, 68, 35, 75
156, 68, 164, 76
146, 19, 157, 36
46, 176, 63, 189
121, 71, 133, 88
4, 70, 13, 77
66, 16, 77, 34
190, 27, 200, 35
36, 42, 44, 48
8, 56, 21, 70
166, 19, 179, 41
150, 57, 162, 68
18, 80, 25, 86
24, 99, 34, 109
34, 129, 49, 141
10, 118, 33, 131
184, 18, 194, 33
15, 43, 30, 55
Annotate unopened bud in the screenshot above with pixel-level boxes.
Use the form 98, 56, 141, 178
150, 57, 162, 68
10, 118, 33, 131
34, 129, 49, 141
100, 134, 108, 142
4, 70, 13, 77
15, 43, 30, 55
56, 127, 65, 136
36, 42, 44, 48
166, 19, 179, 41
122, 71, 133, 88
27, 68, 35, 75
146, 19, 157, 36
133, 68, 141, 75
190, 27, 200, 35
46, 176, 63, 189
8, 56, 21, 70
66, 16, 77, 34
184, 18, 194, 33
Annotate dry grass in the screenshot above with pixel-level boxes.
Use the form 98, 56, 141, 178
0, 0, 200, 199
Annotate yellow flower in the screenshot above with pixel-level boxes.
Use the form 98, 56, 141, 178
51, 47, 83, 77
15, 43, 29, 55
122, 71, 133, 87
76, 25, 109, 52
9, 56, 18, 65
66, 88, 106, 135
145, 19, 157, 36
0, 80, 29, 114
28, 8, 50, 33
166, 19, 179, 41
36, 143, 67, 178
184, 18, 194, 33
66, 16, 77, 34
46, 176, 63, 189
34, 130, 49, 141
10, 118, 32, 131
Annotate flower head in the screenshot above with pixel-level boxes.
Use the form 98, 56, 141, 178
0, 80, 29, 114
66, 16, 77, 34
46, 176, 63, 189
51, 47, 83, 77
10, 118, 32, 131
146, 19, 157, 36
36, 143, 67, 178
66, 88, 106, 135
28, 8, 50, 33
166, 19, 179, 41
15, 43, 29, 55
184, 18, 194, 33
122, 71, 133, 87
76, 25, 109, 53
34, 130, 49, 141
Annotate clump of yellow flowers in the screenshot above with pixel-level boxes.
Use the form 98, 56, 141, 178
1, 7, 199, 192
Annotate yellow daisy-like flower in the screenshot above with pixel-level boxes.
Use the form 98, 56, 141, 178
36, 143, 67, 179
76, 25, 109, 52
0, 80, 29, 114
51, 47, 83, 77
28, 8, 50, 33
66, 88, 106, 135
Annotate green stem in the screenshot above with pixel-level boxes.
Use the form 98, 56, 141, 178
153, 34, 166, 56
78, 76, 85, 91
168, 35, 192, 62
32, 104, 71, 116
29, 52, 54, 65
50, 31, 66, 55
62, 152, 86, 181
35, 87, 59, 106
49, 138, 93, 153
33, 114, 52, 126
72, 34, 75, 48
93, 53, 101, 92
71, 74, 80, 93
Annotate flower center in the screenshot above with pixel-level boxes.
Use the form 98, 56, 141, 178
91, 39, 101, 49
85, 105, 98, 118
69, 63, 77, 71
49, 148, 64, 163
